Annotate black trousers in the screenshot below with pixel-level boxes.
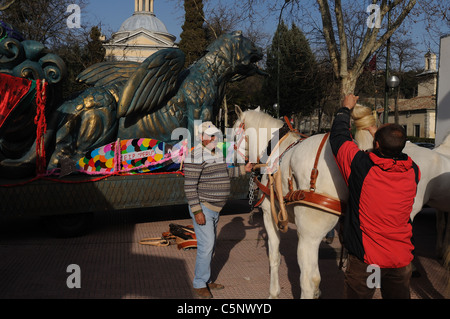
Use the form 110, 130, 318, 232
344, 254, 412, 299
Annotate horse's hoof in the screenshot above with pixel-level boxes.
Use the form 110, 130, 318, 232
313, 290, 322, 299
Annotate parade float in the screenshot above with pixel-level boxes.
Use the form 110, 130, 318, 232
0, 21, 264, 236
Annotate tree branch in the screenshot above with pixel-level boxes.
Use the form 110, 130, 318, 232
316, 0, 340, 78
375, 0, 417, 51
334, 0, 348, 78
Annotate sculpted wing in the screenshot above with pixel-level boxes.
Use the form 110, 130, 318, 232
117, 48, 185, 118
76, 61, 140, 87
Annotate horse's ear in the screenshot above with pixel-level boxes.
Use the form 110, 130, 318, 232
254, 106, 261, 112
235, 105, 243, 117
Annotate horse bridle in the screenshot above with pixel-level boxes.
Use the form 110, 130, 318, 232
234, 121, 248, 162
234, 116, 306, 168
236, 116, 344, 233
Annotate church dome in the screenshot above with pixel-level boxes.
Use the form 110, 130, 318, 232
104, 1, 177, 63
119, 12, 169, 34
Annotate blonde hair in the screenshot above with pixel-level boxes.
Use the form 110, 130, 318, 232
351, 104, 376, 130
351, 104, 376, 151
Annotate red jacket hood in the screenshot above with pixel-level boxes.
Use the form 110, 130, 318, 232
368, 151, 413, 172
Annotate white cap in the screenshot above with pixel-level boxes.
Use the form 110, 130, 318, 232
198, 121, 221, 136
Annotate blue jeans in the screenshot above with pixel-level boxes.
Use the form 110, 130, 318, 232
189, 203, 220, 289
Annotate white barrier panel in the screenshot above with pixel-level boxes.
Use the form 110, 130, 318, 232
436, 35, 450, 146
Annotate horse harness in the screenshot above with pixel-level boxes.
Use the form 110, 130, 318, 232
247, 117, 345, 233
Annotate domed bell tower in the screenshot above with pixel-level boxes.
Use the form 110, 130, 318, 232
134, 0, 154, 14
103, 0, 177, 62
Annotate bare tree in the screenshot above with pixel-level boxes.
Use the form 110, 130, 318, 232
316, 0, 418, 97
237, 0, 448, 98
0, 0, 89, 47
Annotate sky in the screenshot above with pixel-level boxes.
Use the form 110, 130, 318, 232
85, 0, 185, 40
83, 0, 448, 66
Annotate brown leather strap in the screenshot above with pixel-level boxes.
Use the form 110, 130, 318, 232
310, 133, 330, 191
284, 189, 344, 216
283, 115, 309, 138
139, 231, 175, 246
252, 177, 269, 207
274, 170, 289, 233
254, 176, 270, 196
176, 238, 197, 250
251, 131, 344, 229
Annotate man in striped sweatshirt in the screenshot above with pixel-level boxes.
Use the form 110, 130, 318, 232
184, 121, 253, 298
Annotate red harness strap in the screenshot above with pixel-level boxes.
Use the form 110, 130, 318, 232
253, 177, 270, 207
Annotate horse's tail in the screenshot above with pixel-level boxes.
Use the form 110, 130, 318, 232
351, 104, 376, 151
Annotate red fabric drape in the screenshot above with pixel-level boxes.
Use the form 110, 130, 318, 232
34, 79, 48, 175
0, 73, 32, 129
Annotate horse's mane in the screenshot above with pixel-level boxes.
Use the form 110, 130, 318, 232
241, 109, 284, 131
238, 105, 375, 151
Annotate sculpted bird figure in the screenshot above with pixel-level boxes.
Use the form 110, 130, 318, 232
0, 31, 265, 176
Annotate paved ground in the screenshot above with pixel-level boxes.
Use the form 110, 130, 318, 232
0, 200, 448, 299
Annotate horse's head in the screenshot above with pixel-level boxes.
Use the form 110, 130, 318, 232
232, 105, 251, 163
232, 105, 284, 164
205, 31, 266, 82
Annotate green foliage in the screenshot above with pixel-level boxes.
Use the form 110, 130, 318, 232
55, 25, 106, 99
0, 0, 103, 98
86, 26, 105, 66
262, 21, 320, 117
179, 0, 208, 67
357, 68, 420, 100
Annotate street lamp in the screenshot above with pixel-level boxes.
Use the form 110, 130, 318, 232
387, 75, 401, 124
276, 0, 291, 119
383, 73, 400, 123
387, 75, 400, 89
383, 0, 392, 124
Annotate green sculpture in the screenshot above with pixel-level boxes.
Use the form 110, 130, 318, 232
0, 28, 264, 178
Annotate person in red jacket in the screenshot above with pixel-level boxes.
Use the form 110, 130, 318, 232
330, 94, 420, 299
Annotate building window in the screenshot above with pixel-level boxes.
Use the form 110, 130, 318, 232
414, 124, 420, 137
402, 125, 407, 135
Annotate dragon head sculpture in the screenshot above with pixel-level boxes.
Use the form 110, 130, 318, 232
205, 31, 266, 82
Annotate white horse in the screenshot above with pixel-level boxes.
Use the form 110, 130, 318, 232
233, 105, 450, 299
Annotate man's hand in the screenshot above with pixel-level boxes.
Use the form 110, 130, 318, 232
195, 211, 206, 225
343, 94, 359, 110
245, 162, 255, 173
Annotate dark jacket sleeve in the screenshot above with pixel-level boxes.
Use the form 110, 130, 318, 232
329, 107, 353, 156
329, 107, 362, 184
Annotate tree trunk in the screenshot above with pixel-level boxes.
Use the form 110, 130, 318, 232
340, 72, 358, 100
317, 0, 418, 104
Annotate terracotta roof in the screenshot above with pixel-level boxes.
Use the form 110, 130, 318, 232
377, 96, 436, 112
394, 96, 436, 111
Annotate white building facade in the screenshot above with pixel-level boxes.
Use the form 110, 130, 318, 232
103, 0, 177, 62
